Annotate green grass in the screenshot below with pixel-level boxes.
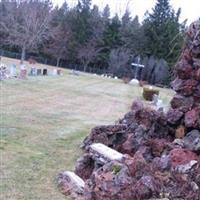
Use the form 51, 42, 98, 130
0, 57, 175, 199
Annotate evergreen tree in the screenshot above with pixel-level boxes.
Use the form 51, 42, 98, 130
120, 11, 145, 55
143, 0, 185, 65
102, 4, 110, 20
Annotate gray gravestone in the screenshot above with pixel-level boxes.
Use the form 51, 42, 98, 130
10, 64, 17, 77
0, 65, 7, 80
30, 67, 37, 76
37, 69, 42, 75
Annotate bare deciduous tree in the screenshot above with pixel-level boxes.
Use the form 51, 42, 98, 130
45, 25, 71, 67
0, 0, 52, 63
78, 39, 104, 72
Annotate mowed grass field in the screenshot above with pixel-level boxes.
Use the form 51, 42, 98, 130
0, 57, 175, 200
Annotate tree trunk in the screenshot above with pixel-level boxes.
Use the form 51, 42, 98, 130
21, 46, 26, 64
84, 64, 89, 72
56, 57, 61, 67
84, 65, 87, 72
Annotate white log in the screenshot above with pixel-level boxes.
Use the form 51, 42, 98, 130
90, 143, 124, 162
63, 171, 85, 194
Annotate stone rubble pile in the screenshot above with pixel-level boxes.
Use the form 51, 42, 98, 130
58, 21, 200, 200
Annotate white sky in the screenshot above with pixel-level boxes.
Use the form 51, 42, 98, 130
53, 0, 200, 24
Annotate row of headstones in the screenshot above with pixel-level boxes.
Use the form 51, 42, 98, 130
10, 65, 62, 78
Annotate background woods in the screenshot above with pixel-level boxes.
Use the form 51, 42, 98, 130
0, 0, 187, 84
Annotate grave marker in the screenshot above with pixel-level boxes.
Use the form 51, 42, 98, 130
37, 69, 42, 75
52, 69, 57, 76
57, 69, 62, 75
43, 69, 47, 75
30, 67, 37, 76
19, 69, 27, 79
0, 65, 7, 80
10, 64, 17, 77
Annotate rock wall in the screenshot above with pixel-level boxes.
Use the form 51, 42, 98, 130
58, 21, 200, 200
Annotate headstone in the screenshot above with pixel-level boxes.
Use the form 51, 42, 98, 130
52, 69, 58, 76
43, 69, 47, 75
10, 64, 17, 77
57, 69, 62, 75
0, 65, 7, 80
20, 63, 26, 70
37, 69, 42, 76
30, 67, 37, 76
19, 69, 27, 79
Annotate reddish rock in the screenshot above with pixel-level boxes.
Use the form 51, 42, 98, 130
169, 148, 199, 168
175, 59, 193, 79
133, 107, 159, 129
82, 125, 127, 151
170, 95, 194, 111
132, 175, 160, 199
194, 84, 200, 98
167, 109, 184, 125
177, 79, 198, 96
75, 154, 95, 180
84, 161, 134, 200
124, 152, 148, 177
148, 139, 170, 157
184, 107, 200, 129
195, 68, 200, 80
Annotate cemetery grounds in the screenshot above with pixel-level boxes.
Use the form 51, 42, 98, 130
0, 57, 174, 199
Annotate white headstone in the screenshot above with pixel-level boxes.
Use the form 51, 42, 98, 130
20, 64, 26, 70
52, 69, 58, 76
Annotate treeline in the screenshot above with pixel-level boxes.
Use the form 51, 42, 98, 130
0, 0, 186, 79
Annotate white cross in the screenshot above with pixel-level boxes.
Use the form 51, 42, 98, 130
131, 63, 145, 79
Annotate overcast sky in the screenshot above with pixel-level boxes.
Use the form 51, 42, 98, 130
53, 0, 199, 24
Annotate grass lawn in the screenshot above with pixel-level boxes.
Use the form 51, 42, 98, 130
0, 57, 175, 200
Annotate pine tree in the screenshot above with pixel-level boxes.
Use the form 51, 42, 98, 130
143, 0, 185, 65
120, 11, 145, 55
102, 4, 110, 20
